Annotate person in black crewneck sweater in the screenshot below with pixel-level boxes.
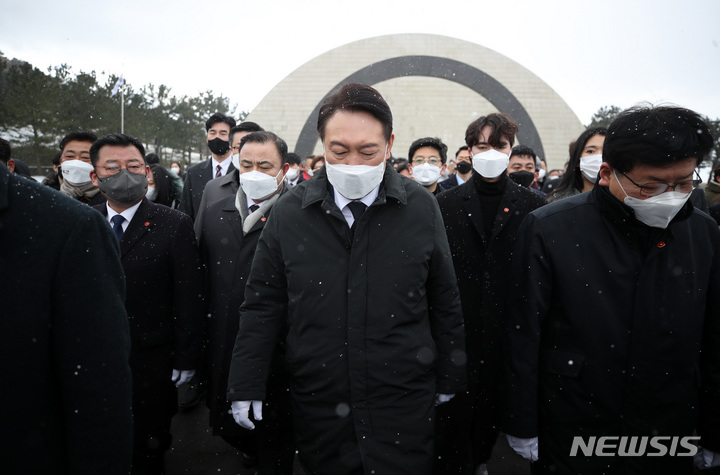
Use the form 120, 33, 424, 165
435, 113, 546, 475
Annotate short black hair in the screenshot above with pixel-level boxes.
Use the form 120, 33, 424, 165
510, 145, 537, 161
90, 134, 146, 167
237, 131, 289, 165
604, 104, 713, 173
408, 137, 448, 165
455, 146, 469, 158
0, 138, 10, 164
286, 152, 302, 166
465, 113, 518, 149
230, 122, 264, 145
205, 112, 236, 132
317, 83, 393, 141
59, 131, 98, 152
395, 159, 410, 175
145, 152, 160, 164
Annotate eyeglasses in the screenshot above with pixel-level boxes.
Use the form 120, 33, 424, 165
412, 156, 441, 166
97, 163, 146, 175
620, 170, 701, 197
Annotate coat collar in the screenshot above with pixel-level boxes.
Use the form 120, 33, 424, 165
459, 175, 526, 243
593, 184, 693, 246
99, 198, 156, 256
223, 182, 288, 238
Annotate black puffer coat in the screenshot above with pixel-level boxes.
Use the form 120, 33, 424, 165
228, 166, 466, 475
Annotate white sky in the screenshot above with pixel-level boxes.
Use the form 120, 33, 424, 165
2, 0, 719, 126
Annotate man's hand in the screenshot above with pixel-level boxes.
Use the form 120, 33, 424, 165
507, 434, 538, 462
694, 447, 720, 469
171, 369, 196, 387
434, 393, 455, 406
231, 400, 263, 430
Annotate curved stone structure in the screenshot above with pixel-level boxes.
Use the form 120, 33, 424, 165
246, 34, 584, 169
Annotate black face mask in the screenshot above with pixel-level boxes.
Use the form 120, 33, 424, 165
207, 137, 230, 156
509, 170, 535, 188
456, 161, 473, 174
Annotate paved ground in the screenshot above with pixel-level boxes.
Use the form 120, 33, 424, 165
165, 405, 720, 475
164, 402, 532, 475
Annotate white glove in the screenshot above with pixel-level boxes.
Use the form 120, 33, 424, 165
507, 434, 538, 462
231, 400, 263, 430
171, 369, 196, 387
434, 393, 455, 406
694, 447, 720, 469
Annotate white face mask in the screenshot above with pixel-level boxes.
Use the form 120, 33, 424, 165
170, 167, 180, 175
240, 169, 282, 200
61, 160, 94, 185
326, 156, 386, 200
231, 153, 240, 171
580, 154, 603, 183
285, 167, 299, 181
472, 149, 509, 179
306, 169, 314, 177
145, 185, 158, 201
538, 169, 547, 180
412, 162, 442, 186
614, 170, 691, 229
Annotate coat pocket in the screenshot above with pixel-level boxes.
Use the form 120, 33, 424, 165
540, 349, 585, 378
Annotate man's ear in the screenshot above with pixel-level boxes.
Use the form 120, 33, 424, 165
598, 162, 613, 187
386, 134, 395, 159
7, 159, 15, 173
90, 169, 100, 188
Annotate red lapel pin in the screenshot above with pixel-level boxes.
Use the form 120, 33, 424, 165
144, 221, 150, 227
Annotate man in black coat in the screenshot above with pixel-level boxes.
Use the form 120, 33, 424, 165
197, 131, 294, 474
227, 83, 465, 475
504, 105, 720, 474
178, 112, 236, 221
435, 113, 545, 474
89, 133, 205, 474
0, 162, 133, 474
194, 121, 265, 229
438, 146, 473, 192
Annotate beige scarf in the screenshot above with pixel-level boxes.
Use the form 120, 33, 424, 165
234, 186, 281, 235
60, 180, 100, 201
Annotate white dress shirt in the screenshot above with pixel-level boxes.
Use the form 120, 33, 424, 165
105, 200, 143, 233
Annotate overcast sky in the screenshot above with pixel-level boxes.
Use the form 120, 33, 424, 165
2, 0, 719, 126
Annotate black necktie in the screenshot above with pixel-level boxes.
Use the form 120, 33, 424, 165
111, 214, 125, 241
249, 204, 260, 214
347, 201, 367, 238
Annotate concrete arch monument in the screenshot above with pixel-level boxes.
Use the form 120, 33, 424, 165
246, 34, 584, 169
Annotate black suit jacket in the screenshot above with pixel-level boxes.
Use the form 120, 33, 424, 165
2, 165, 133, 474
178, 158, 235, 221
95, 199, 205, 369
95, 199, 205, 449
